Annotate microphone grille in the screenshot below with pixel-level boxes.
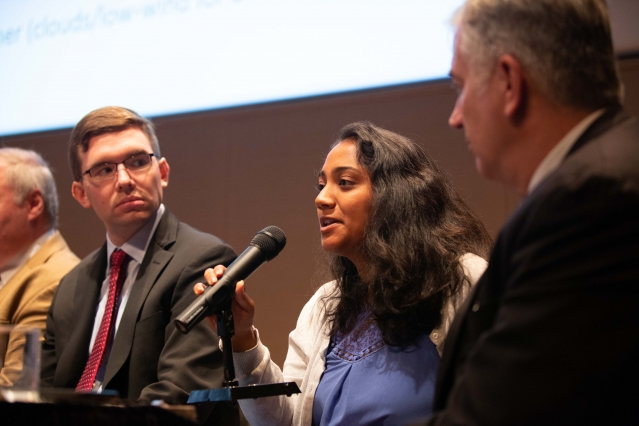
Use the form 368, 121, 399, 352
251, 226, 287, 261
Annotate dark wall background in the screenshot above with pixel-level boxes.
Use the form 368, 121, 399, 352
2, 57, 638, 367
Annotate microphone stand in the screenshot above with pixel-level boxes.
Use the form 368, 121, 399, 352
219, 308, 238, 388
187, 303, 301, 424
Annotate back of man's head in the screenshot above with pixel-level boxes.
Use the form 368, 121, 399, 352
454, 0, 622, 111
0, 147, 58, 230
69, 106, 161, 181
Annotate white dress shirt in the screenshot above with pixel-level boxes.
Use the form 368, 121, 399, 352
88, 204, 165, 388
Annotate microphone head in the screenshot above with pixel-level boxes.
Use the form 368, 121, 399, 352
251, 226, 286, 261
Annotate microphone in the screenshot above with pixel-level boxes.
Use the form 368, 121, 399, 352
175, 226, 286, 334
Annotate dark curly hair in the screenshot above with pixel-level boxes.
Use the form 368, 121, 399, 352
323, 121, 492, 347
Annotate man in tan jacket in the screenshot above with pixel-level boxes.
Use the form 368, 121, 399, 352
0, 147, 79, 386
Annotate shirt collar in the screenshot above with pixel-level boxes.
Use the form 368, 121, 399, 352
0, 228, 55, 288
106, 204, 165, 265
527, 109, 605, 194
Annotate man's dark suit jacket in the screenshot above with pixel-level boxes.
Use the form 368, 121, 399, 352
41, 210, 237, 404
429, 107, 639, 425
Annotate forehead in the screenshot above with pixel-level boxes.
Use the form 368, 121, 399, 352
451, 29, 495, 88
322, 140, 362, 171
451, 31, 469, 76
81, 128, 153, 165
0, 169, 15, 203
0, 168, 8, 188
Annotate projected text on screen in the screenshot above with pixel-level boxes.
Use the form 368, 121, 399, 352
0, 0, 463, 136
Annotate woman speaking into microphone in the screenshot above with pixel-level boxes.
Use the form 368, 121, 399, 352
195, 122, 491, 425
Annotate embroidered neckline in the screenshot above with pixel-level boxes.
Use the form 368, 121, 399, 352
329, 313, 386, 362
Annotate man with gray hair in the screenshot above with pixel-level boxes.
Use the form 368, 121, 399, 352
429, 0, 639, 424
0, 147, 79, 386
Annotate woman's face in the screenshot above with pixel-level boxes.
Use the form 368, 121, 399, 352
315, 139, 373, 266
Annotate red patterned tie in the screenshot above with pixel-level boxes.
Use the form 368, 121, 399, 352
76, 249, 128, 392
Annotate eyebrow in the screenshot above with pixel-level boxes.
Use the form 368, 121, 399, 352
87, 150, 148, 170
318, 166, 360, 179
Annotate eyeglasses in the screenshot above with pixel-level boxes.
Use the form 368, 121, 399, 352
83, 153, 156, 181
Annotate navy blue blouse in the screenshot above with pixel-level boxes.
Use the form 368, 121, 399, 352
312, 314, 439, 425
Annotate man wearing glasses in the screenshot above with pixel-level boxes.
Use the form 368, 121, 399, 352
41, 106, 237, 407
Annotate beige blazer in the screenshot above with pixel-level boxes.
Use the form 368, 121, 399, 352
0, 231, 79, 386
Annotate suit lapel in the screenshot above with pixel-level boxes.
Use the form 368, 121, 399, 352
433, 272, 484, 408
102, 211, 177, 387
54, 246, 107, 387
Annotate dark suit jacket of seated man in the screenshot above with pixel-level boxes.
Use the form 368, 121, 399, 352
429, 0, 639, 424
40, 106, 237, 404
